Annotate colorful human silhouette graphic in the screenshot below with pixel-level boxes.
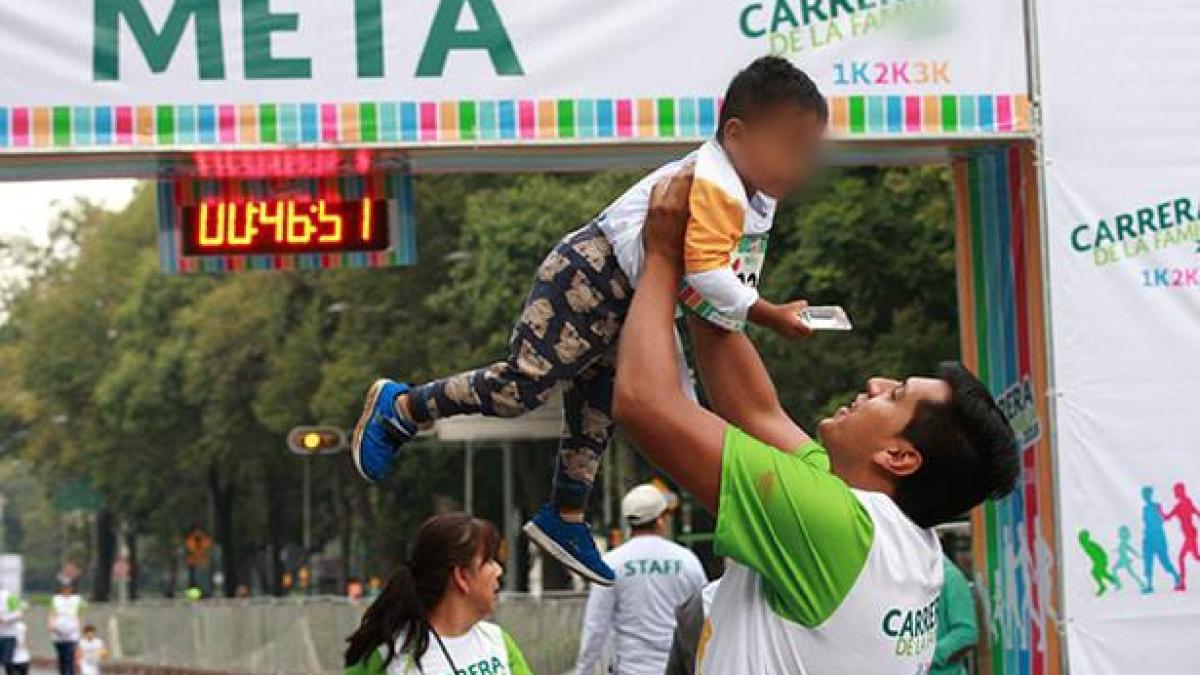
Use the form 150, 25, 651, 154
1111, 525, 1145, 592
1163, 482, 1200, 591
993, 527, 1029, 650
1079, 529, 1119, 596
1141, 486, 1181, 593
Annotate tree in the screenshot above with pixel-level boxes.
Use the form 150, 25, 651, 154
756, 166, 958, 427
0, 165, 959, 595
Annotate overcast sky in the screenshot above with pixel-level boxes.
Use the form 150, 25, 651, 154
0, 179, 138, 246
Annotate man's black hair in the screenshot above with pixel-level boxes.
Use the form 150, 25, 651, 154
718, 56, 828, 142
894, 362, 1020, 529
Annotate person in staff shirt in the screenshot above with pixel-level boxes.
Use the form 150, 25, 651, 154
576, 484, 707, 675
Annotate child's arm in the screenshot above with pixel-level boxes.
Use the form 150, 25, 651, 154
747, 298, 813, 340
684, 179, 810, 340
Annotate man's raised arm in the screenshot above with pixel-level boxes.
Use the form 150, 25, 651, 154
613, 167, 727, 511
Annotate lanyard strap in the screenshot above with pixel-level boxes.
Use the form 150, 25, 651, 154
431, 629, 459, 674
413, 627, 459, 675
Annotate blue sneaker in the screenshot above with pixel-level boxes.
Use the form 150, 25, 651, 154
522, 504, 615, 586
351, 379, 418, 483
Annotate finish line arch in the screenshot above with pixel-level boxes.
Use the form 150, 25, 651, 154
5, 2, 1191, 673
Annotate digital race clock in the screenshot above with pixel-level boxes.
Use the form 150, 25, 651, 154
156, 160, 417, 274
180, 198, 390, 256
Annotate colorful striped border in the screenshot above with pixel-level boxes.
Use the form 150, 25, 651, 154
0, 94, 1029, 151
955, 146, 1061, 675
156, 172, 417, 274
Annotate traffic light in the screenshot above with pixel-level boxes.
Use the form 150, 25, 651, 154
286, 426, 346, 456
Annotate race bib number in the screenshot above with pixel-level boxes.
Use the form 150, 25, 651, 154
680, 234, 769, 332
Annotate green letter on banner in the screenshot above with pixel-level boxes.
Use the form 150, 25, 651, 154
243, 0, 311, 79
94, 0, 224, 81
416, 0, 523, 77
355, 0, 385, 77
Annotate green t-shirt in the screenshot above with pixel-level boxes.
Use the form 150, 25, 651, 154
931, 556, 978, 675
714, 425, 874, 626
702, 426, 945, 674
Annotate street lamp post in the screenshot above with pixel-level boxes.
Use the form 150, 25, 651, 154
286, 426, 347, 596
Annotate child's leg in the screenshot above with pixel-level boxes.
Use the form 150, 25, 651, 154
553, 351, 617, 515
404, 223, 631, 428
685, 313, 810, 451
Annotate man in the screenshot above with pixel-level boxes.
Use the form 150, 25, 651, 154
664, 578, 720, 675
49, 584, 83, 675
610, 167, 1020, 674
932, 554, 978, 675
0, 588, 22, 675
576, 484, 707, 675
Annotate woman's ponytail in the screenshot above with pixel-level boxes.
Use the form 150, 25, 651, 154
344, 563, 428, 668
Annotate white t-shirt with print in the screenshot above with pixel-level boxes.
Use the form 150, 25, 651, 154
576, 534, 708, 675
0, 590, 21, 638
79, 636, 105, 675
697, 427, 944, 675
357, 621, 530, 675
51, 593, 84, 641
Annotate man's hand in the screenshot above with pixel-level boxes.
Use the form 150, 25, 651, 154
644, 164, 694, 263
749, 299, 813, 341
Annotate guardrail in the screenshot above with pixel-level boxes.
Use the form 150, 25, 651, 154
23, 593, 586, 675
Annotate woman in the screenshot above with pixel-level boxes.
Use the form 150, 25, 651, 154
49, 585, 84, 675
345, 513, 532, 675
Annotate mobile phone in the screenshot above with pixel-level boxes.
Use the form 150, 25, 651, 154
799, 306, 853, 331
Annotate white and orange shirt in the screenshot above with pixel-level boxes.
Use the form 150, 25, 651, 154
596, 140, 776, 331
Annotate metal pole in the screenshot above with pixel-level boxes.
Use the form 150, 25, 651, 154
464, 442, 475, 515
1021, 3, 1070, 674
304, 459, 314, 596
303, 459, 312, 553
501, 442, 517, 592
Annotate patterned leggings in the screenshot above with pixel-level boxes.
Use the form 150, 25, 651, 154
408, 223, 632, 509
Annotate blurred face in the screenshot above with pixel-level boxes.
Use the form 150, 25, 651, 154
722, 103, 826, 199
817, 376, 951, 486
455, 553, 503, 617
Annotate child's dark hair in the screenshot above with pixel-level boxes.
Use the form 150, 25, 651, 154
718, 56, 827, 142
83, 624, 96, 633
343, 513, 502, 670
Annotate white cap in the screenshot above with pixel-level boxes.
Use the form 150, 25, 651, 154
622, 484, 669, 526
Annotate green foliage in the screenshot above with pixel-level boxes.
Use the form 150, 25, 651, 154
0, 164, 957, 594
757, 166, 959, 425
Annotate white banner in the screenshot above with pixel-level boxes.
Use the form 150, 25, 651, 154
1039, 2, 1200, 673
0, 0, 1028, 150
